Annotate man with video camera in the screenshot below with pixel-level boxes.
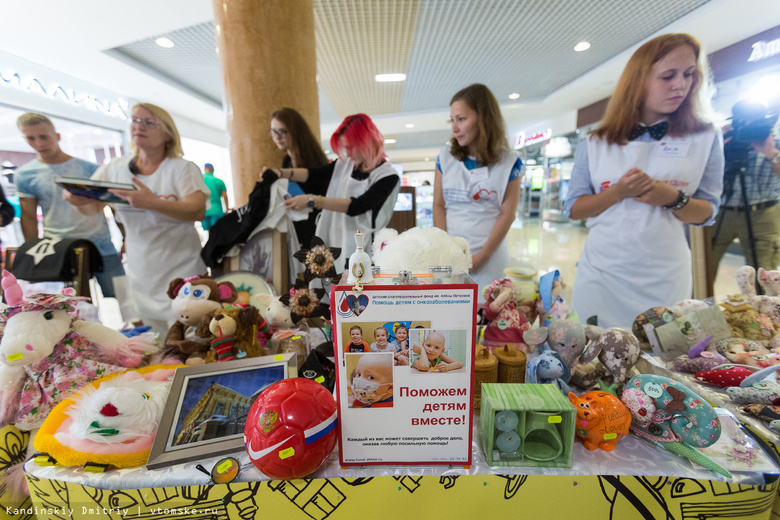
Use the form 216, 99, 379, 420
712, 100, 780, 274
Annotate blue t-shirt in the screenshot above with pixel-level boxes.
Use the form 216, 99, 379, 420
16, 157, 117, 256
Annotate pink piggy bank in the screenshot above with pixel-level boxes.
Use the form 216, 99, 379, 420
568, 391, 631, 451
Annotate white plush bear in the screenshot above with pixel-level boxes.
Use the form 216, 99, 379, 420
371, 227, 472, 274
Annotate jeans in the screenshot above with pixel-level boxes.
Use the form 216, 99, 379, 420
94, 253, 125, 298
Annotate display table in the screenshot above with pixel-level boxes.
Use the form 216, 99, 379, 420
5, 416, 779, 520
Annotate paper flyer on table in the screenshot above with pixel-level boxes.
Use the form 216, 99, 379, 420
331, 284, 477, 466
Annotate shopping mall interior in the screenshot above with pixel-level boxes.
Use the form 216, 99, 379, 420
0, 0, 778, 308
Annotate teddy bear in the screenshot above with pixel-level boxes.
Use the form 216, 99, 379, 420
371, 227, 471, 274
194, 304, 271, 362
164, 274, 238, 364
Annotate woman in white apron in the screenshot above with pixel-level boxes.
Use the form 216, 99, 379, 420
566, 34, 724, 329
64, 103, 209, 334
433, 84, 522, 300
264, 113, 400, 273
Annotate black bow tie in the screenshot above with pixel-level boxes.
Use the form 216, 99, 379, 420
628, 121, 668, 141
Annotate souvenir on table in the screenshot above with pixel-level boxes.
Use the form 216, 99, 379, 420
695, 366, 755, 387
332, 267, 477, 466
481, 278, 530, 350
536, 270, 569, 327
568, 390, 631, 451
371, 226, 472, 275
525, 350, 571, 394
725, 365, 780, 405
474, 347, 498, 413
653, 304, 732, 360
480, 383, 576, 468
720, 294, 780, 348
580, 326, 641, 389
698, 408, 779, 473
632, 306, 672, 349
621, 374, 731, 478
523, 319, 587, 375
737, 266, 780, 323
671, 334, 727, 373
669, 299, 710, 319
195, 304, 270, 362
712, 337, 780, 368
494, 343, 527, 383
34, 365, 185, 469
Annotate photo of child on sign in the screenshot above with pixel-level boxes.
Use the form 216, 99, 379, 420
410, 329, 466, 374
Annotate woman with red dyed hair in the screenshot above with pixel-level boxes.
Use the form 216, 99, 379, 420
263, 113, 400, 271
564, 33, 724, 328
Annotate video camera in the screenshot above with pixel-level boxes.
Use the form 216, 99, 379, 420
724, 100, 779, 160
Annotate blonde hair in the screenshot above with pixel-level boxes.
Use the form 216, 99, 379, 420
449, 84, 509, 165
17, 112, 55, 131
131, 103, 184, 158
592, 33, 713, 145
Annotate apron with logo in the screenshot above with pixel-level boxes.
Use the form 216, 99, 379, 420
439, 147, 518, 297
571, 130, 715, 328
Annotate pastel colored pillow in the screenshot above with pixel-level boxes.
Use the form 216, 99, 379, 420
726, 382, 780, 405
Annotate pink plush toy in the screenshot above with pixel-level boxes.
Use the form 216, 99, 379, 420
481, 278, 530, 350
0, 271, 153, 495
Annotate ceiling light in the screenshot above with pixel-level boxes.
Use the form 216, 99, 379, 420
384, 138, 396, 144
508, 93, 520, 100
375, 73, 406, 82
155, 37, 175, 48
574, 41, 591, 52
405, 123, 415, 129
94, 129, 102, 135
424, 157, 430, 161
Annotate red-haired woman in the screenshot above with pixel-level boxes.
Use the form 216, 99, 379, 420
264, 113, 400, 271
565, 33, 724, 328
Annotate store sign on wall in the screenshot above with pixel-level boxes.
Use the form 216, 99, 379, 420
748, 38, 780, 63
0, 70, 129, 120
513, 128, 551, 149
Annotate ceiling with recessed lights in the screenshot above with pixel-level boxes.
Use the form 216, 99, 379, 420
0, 0, 778, 165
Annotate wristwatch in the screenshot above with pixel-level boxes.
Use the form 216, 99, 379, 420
307, 194, 315, 208
663, 189, 690, 211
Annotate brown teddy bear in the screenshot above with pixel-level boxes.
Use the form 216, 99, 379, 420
195, 305, 271, 363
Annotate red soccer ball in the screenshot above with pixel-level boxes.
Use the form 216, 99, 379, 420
244, 377, 337, 480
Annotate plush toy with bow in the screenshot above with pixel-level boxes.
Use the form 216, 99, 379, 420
481, 278, 530, 350
194, 304, 270, 362
0, 271, 153, 495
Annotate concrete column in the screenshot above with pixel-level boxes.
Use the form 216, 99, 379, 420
212, 0, 320, 206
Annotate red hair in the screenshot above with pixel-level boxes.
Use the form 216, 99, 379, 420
330, 114, 386, 168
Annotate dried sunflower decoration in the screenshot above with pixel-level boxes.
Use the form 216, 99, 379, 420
294, 236, 341, 283
280, 279, 329, 323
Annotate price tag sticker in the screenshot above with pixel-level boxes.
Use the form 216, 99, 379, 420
603, 433, 617, 440
547, 416, 562, 424
6, 353, 22, 362
274, 355, 285, 361
315, 376, 325, 383
279, 447, 295, 460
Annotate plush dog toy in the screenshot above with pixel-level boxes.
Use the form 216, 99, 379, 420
195, 305, 270, 362
255, 293, 295, 330
371, 227, 471, 273
165, 274, 238, 364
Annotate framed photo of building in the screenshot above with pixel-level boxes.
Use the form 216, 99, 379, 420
147, 353, 297, 470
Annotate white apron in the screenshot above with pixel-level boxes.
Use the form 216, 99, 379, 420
439, 147, 518, 297
315, 158, 399, 273
571, 130, 716, 328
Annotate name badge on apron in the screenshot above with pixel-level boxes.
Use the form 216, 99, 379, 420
470, 166, 489, 182
656, 142, 690, 158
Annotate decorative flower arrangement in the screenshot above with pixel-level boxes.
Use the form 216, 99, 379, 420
280, 280, 329, 324
294, 236, 341, 284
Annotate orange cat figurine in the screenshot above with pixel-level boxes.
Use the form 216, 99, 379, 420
568, 391, 631, 451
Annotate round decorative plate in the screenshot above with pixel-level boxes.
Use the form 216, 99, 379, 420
215, 270, 276, 306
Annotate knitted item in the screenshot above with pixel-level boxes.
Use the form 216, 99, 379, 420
212, 336, 235, 362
